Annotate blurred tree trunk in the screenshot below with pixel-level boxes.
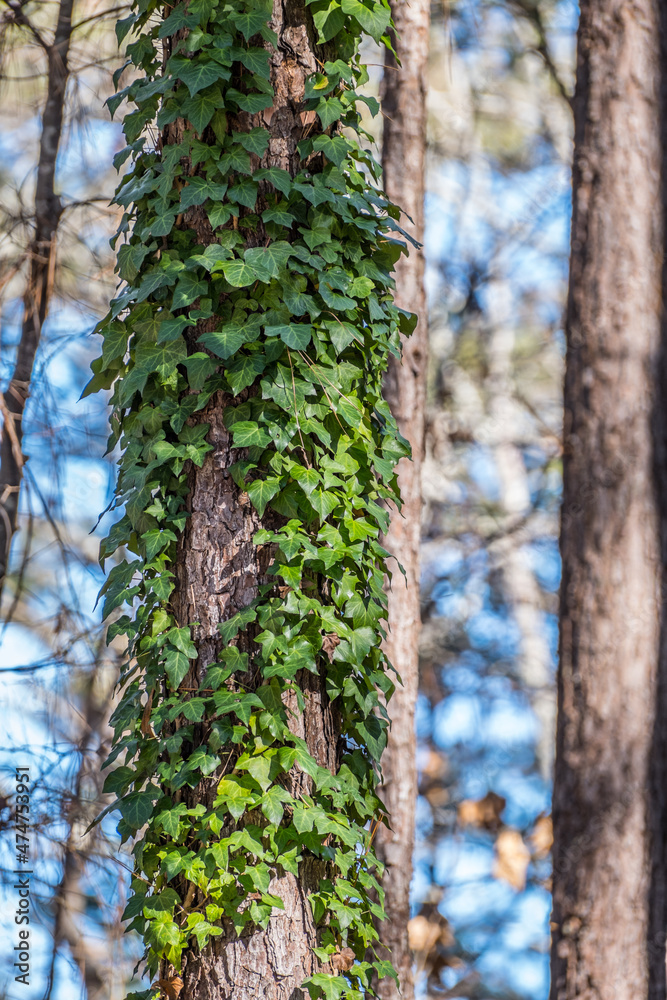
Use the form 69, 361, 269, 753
0, 0, 74, 600
376, 3, 429, 998
552, 2, 667, 997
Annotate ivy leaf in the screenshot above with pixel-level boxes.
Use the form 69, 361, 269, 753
306, 974, 349, 1000
218, 604, 258, 643
172, 272, 208, 309
292, 466, 320, 495
181, 91, 218, 133
165, 646, 191, 689
227, 89, 274, 114
313, 1, 346, 41
229, 45, 270, 76
221, 259, 258, 287
349, 275, 374, 298
157, 805, 187, 838
226, 355, 266, 395
102, 765, 134, 797
254, 167, 293, 196
262, 205, 296, 227
316, 96, 344, 128
158, 3, 197, 37
354, 714, 386, 760
199, 324, 246, 360
159, 315, 196, 343
219, 147, 253, 173
179, 176, 228, 210
102, 321, 129, 365
119, 789, 158, 830
143, 888, 180, 917
246, 477, 281, 517
167, 626, 198, 658
245, 241, 294, 280
230, 421, 271, 448
229, 5, 272, 40
340, 0, 391, 42
189, 244, 231, 272
208, 202, 235, 229
216, 777, 254, 819
142, 527, 177, 560
283, 275, 319, 317
312, 134, 351, 167
234, 128, 270, 157
148, 918, 182, 949
308, 488, 340, 520
227, 179, 259, 209
261, 785, 289, 826
266, 323, 312, 349
169, 56, 229, 96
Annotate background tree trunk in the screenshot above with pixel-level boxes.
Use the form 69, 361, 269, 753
0, 0, 74, 600
376, 3, 429, 998
551, 2, 667, 997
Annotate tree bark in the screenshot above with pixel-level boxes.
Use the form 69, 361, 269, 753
0, 0, 74, 600
376, 4, 429, 998
168, 3, 339, 996
551, 2, 667, 998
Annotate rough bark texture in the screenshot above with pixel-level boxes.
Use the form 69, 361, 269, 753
171, 3, 339, 997
551, 2, 667, 998
0, 0, 74, 600
375, 4, 429, 998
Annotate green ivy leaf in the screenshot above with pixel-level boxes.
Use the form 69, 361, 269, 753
230, 421, 271, 448
179, 176, 228, 209
119, 789, 158, 830
234, 127, 270, 156
165, 645, 192, 689
227, 89, 274, 114
181, 91, 218, 132
169, 56, 230, 96
245, 241, 294, 279
230, 4, 272, 40
341, 0, 391, 40
226, 354, 266, 395
221, 259, 258, 287
266, 323, 312, 349
246, 477, 281, 516
216, 777, 254, 819
308, 488, 340, 520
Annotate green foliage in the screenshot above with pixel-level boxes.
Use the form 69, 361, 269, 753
95, 0, 413, 995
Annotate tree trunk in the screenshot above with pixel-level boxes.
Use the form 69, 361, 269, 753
376, 4, 429, 998
0, 0, 74, 600
551, 2, 667, 997
168, 3, 339, 996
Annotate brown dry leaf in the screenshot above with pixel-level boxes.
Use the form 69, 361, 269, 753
420, 748, 448, 781
331, 948, 356, 972
457, 790, 506, 831
493, 828, 531, 891
155, 976, 183, 1000
408, 913, 453, 954
424, 785, 449, 808
322, 633, 340, 662
300, 110, 317, 126
529, 813, 553, 859
408, 914, 441, 954
141, 689, 154, 737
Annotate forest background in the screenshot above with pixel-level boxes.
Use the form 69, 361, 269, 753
0, 1, 574, 998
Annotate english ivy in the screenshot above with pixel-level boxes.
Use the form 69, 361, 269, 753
92, 0, 416, 996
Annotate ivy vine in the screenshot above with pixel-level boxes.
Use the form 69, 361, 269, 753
90, 0, 416, 997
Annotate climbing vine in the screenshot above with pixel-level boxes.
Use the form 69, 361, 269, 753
91, 0, 416, 996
